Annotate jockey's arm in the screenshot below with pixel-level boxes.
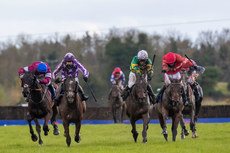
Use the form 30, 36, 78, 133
75, 60, 89, 78
110, 73, 115, 84
121, 73, 125, 85
130, 56, 141, 75
40, 65, 52, 85
52, 60, 64, 80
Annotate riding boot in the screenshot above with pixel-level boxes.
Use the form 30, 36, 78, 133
121, 86, 130, 101
147, 84, 156, 105
181, 86, 188, 106
48, 84, 56, 100
54, 83, 64, 106
77, 84, 89, 101
155, 85, 166, 103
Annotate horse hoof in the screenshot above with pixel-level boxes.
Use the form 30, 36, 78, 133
31, 135, 38, 142
181, 134, 185, 139
192, 134, 197, 138
53, 129, 60, 135
66, 136, 71, 147
133, 132, 139, 142
39, 140, 43, 145
142, 139, 147, 143
44, 131, 48, 136
75, 135, 81, 143
184, 130, 189, 136
163, 134, 168, 141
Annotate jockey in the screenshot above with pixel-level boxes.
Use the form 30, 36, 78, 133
156, 52, 196, 105
18, 62, 55, 102
108, 67, 125, 100
110, 67, 125, 88
187, 60, 205, 103
122, 50, 155, 104
52, 52, 89, 104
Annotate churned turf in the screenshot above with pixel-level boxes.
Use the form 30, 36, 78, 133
0, 122, 229, 153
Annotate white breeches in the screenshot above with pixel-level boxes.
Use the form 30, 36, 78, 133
128, 71, 147, 88
164, 72, 181, 86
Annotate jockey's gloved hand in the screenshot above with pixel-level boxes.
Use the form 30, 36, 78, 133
55, 77, 62, 84
147, 73, 153, 81
161, 70, 167, 73
19, 74, 24, 79
190, 66, 197, 71
83, 76, 88, 82
193, 65, 198, 70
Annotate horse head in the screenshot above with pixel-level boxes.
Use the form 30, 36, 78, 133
166, 78, 183, 104
134, 73, 148, 104
111, 84, 120, 98
64, 74, 77, 103
21, 70, 36, 97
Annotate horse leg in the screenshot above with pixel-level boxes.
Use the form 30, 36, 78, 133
172, 113, 181, 141
63, 120, 71, 147
121, 104, 125, 123
161, 109, 168, 141
51, 104, 60, 135
180, 115, 189, 140
112, 106, 117, 123
74, 121, 82, 143
142, 113, 150, 143
131, 118, 138, 142
43, 113, 50, 136
190, 109, 197, 138
118, 106, 122, 123
27, 113, 38, 142
34, 118, 43, 145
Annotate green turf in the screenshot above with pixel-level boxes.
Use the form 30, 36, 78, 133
0, 123, 229, 153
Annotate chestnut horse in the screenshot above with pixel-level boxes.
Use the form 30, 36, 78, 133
126, 74, 153, 143
57, 75, 86, 147
156, 78, 184, 141
21, 71, 59, 145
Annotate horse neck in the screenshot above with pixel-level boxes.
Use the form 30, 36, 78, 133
30, 82, 45, 102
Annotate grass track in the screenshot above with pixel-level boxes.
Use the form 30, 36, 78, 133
0, 123, 230, 153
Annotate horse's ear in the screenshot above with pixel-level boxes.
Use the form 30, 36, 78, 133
169, 77, 173, 83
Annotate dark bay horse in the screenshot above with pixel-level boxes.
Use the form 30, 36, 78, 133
109, 84, 125, 123
57, 75, 86, 147
156, 78, 184, 141
180, 69, 197, 139
126, 74, 153, 143
21, 70, 59, 145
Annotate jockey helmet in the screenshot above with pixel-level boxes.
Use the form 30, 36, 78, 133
164, 52, 176, 64
137, 50, 148, 60
64, 52, 75, 62
37, 63, 47, 73
114, 67, 121, 73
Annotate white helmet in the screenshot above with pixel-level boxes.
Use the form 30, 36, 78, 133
137, 50, 148, 60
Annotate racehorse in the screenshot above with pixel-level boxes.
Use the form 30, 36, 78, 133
109, 83, 126, 123
21, 70, 59, 145
180, 69, 198, 139
156, 78, 184, 141
126, 74, 153, 143
57, 74, 86, 147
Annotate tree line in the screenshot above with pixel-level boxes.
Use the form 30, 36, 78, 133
0, 28, 229, 106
